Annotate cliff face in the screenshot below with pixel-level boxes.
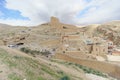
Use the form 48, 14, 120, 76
94, 24, 120, 46
82, 21, 120, 46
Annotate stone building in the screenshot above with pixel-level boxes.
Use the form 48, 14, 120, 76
49, 17, 114, 55
92, 43, 108, 55
86, 37, 113, 55
49, 16, 79, 35
60, 34, 83, 53
108, 41, 114, 55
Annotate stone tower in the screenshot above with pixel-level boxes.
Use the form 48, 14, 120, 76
50, 16, 62, 29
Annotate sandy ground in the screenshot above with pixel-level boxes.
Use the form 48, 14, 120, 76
96, 56, 106, 61
86, 74, 117, 80
108, 61, 120, 67
107, 55, 120, 62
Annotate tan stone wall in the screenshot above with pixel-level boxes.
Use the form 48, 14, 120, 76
68, 35, 80, 40
50, 17, 78, 33
87, 45, 93, 53
99, 46, 108, 54
54, 53, 120, 79
93, 37, 101, 43
92, 45, 100, 55
50, 17, 62, 29
92, 44, 108, 55
50, 16, 59, 23
49, 16, 85, 53
61, 36, 69, 44
61, 35, 80, 42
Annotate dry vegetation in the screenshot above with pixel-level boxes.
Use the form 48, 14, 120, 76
0, 47, 88, 80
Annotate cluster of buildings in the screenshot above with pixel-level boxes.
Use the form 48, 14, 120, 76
85, 37, 114, 55
49, 17, 115, 55
0, 16, 116, 56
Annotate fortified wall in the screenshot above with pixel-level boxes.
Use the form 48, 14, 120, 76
49, 16, 79, 35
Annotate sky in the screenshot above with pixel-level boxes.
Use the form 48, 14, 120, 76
0, 0, 120, 26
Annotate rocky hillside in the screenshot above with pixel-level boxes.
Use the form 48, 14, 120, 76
0, 46, 87, 80
82, 21, 120, 46
0, 20, 120, 80
0, 23, 60, 49
95, 25, 120, 45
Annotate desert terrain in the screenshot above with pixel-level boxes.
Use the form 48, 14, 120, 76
0, 17, 120, 80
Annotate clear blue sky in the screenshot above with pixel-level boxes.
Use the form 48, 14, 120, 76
0, 0, 120, 26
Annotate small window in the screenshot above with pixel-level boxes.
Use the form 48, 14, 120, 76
63, 26, 67, 29
103, 49, 105, 52
96, 48, 98, 51
66, 49, 68, 51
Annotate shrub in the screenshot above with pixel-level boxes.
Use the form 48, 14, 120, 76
41, 50, 51, 56
20, 47, 51, 57
74, 63, 107, 78
20, 47, 25, 52
60, 76, 70, 80
0, 71, 3, 73
68, 63, 72, 65
57, 71, 64, 75
20, 47, 30, 53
